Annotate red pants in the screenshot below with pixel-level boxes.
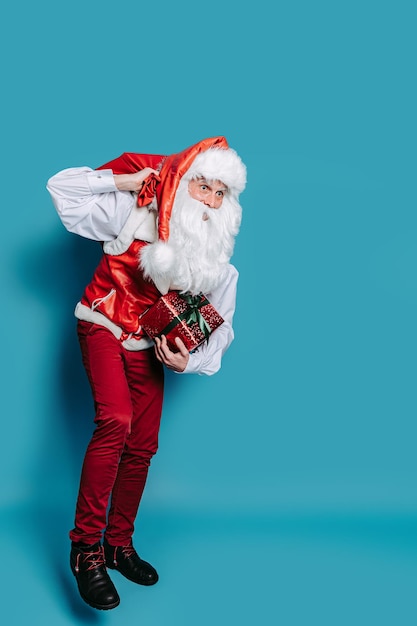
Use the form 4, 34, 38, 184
69, 321, 164, 546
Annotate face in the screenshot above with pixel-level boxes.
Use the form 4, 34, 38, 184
188, 178, 228, 210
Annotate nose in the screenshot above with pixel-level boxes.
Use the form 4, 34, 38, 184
204, 192, 217, 209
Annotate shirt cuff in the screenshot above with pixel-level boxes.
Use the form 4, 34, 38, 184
87, 169, 118, 194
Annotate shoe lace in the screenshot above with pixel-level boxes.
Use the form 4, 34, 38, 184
79, 545, 106, 571
121, 545, 136, 559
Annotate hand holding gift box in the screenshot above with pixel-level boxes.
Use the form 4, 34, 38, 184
140, 291, 224, 353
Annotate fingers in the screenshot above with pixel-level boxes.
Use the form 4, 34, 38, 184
154, 336, 163, 362
154, 335, 171, 363
114, 169, 161, 192
174, 337, 189, 356
154, 335, 189, 372
154, 335, 169, 362
140, 167, 160, 181
156, 334, 169, 354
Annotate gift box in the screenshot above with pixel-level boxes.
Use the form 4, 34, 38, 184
140, 291, 224, 353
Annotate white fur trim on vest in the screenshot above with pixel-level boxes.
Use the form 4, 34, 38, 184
103, 199, 157, 256
74, 302, 154, 350
183, 147, 246, 196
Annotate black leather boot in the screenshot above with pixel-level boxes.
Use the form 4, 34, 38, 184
104, 537, 159, 586
70, 541, 120, 610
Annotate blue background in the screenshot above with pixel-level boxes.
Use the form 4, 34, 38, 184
1, 0, 417, 624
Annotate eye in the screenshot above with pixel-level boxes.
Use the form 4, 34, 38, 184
200, 184, 208, 191
216, 190, 224, 197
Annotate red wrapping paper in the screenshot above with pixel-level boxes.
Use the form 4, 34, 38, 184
140, 292, 224, 353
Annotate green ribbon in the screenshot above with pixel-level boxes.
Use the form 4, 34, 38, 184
160, 293, 212, 341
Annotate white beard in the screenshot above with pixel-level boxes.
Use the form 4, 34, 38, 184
140, 178, 242, 295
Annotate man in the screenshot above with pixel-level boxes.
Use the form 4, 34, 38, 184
47, 136, 246, 610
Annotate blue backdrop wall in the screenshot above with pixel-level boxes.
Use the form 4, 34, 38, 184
1, 1, 417, 625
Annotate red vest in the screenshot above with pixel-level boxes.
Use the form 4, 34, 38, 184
80, 240, 161, 341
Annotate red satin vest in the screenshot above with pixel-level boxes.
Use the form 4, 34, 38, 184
80, 240, 161, 341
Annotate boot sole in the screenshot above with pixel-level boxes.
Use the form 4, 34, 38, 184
79, 588, 120, 611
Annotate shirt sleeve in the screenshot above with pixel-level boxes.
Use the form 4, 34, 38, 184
179, 264, 239, 376
46, 167, 135, 241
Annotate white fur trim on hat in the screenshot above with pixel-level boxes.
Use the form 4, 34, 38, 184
183, 147, 246, 196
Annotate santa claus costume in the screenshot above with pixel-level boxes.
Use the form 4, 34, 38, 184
47, 136, 246, 610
